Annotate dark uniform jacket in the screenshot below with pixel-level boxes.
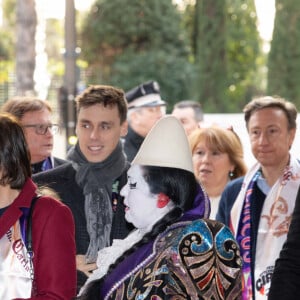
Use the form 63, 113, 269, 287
33, 162, 133, 291
123, 125, 144, 162
31, 156, 67, 174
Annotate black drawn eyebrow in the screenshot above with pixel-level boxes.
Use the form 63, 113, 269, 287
129, 182, 137, 189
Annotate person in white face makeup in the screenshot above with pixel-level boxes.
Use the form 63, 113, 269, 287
78, 116, 242, 300
122, 164, 175, 230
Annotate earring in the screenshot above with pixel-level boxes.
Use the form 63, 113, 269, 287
229, 170, 234, 179
157, 193, 170, 208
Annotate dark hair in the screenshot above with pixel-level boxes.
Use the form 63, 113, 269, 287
75, 85, 128, 124
243, 96, 298, 130
0, 113, 31, 188
1, 97, 52, 120
142, 166, 195, 211
173, 100, 204, 122
77, 166, 198, 300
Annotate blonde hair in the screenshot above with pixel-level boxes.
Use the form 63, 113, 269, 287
38, 186, 61, 201
189, 126, 247, 179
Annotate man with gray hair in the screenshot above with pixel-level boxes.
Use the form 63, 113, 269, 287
172, 100, 204, 136
1, 96, 66, 173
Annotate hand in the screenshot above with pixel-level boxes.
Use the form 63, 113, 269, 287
76, 254, 97, 277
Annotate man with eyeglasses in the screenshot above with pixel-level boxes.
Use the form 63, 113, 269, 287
1, 97, 66, 174
123, 81, 167, 162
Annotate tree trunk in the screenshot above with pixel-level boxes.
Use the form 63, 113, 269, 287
64, 0, 77, 143
195, 0, 227, 111
16, 0, 37, 95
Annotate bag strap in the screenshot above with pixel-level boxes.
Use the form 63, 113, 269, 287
26, 195, 41, 292
26, 195, 41, 254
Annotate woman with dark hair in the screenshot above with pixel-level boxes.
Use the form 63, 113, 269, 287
78, 116, 242, 299
0, 113, 76, 299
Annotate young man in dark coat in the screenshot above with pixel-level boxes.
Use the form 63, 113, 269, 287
33, 85, 133, 292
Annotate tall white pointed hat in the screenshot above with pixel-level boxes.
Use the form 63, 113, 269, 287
132, 115, 194, 173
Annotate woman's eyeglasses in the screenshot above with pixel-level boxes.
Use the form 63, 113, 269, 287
23, 124, 60, 135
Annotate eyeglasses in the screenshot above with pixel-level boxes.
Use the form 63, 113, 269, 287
23, 124, 60, 135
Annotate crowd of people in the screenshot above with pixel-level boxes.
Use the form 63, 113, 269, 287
0, 81, 300, 299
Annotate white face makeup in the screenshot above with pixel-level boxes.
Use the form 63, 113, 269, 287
121, 165, 170, 230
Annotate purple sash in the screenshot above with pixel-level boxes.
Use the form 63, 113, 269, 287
236, 171, 260, 299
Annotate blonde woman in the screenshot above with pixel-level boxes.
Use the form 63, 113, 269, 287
189, 126, 247, 219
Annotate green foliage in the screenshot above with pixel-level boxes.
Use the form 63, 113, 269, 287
0, 60, 14, 83
268, 1, 300, 105
80, 0, 194, 107
82, 0, 187, 56
193, 0, 261, 112
180, 1, 197, 57
109, 49, 197, 109
226, 1, 262, 111
0, 0, 16, 103
194, 0, 227, 112
2, 0, 16, 27
45, 19, 64, 61
1, 0, 17, 59
79, 0, 263, 112
0, 29, 14, 60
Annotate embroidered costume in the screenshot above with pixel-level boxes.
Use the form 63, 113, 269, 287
81, 186, 240, 299
101, 218, 242, 299
81, 184, 211, 292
